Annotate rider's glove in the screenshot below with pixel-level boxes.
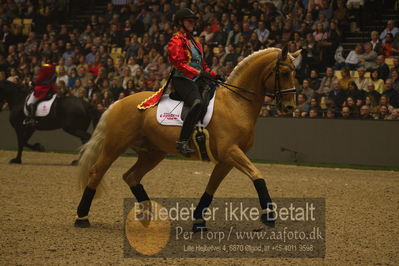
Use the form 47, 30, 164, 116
215, 74, 225, 82
199, 70, 212, 80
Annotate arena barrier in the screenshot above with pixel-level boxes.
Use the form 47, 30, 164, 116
247, 117, 398, 168
0, 111, 397, 167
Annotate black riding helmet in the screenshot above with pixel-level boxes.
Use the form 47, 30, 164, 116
174, 8, 198, 26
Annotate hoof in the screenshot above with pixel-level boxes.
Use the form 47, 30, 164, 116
33, 143, 45, 152
74, 218, 90, 228
9, 158, 21, 164
71, 159, 79, 166
192, 221, 207, 233
261, 213, 276, 228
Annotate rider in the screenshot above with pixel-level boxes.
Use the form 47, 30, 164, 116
168, 8, 216, 157
23, 64, 57, 126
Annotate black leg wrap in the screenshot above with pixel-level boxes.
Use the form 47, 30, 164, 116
192, 192, 213, 233
77, 186, 96, 218
130, 184, 150, 202
254, 179, 275, 227
253, 179, 273, 209
193, 192, 213, 219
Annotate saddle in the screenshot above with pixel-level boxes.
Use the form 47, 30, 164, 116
169, 80, 217, 123
168, 81, 218, 162
24, 92, 57, 117
147, 79, 217, 162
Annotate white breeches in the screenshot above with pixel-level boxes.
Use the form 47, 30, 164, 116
27, 93, 40, 105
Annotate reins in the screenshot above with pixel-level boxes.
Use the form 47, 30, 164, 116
208, 50, 297, 106
212, 79, 254, 102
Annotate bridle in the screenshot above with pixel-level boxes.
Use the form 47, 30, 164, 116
263, 50, 297, 108
215, 50, 297, 108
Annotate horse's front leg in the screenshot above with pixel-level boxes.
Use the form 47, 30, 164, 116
25, 141, 45, 152
192, 163, 232, 233
227, 146, 276, 227
10, 127, 34, 164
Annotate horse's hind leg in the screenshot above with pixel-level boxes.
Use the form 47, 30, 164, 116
227, 146, 276, 227
192, 163, 232, 232
75, 133, 133, 228
123, 150, 166, 202
63, 127, 91, 144
63, 127, 91, 165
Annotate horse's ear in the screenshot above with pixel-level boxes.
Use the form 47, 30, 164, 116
289, 49, 302, 58
281, 45, 288, 60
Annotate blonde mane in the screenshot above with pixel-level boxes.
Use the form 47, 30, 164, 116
227, 47, 281, 83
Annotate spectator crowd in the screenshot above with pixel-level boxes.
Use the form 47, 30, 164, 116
0, 0, 398, 120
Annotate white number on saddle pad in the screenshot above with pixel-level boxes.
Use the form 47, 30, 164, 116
156, 93, 216, 127
24, 94, 57, 117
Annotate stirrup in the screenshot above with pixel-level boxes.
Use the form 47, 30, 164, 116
176, 140, 195, 157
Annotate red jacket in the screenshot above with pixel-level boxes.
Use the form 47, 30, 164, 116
88, 63, 103, 77
167, 31, 215, 80
34, 64, 57, 100
382, 42, 393, 58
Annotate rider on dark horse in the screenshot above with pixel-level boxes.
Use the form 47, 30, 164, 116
167, 8, 216, 157
23, 64, 57, 127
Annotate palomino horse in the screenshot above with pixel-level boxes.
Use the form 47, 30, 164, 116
75, 47, 300, 231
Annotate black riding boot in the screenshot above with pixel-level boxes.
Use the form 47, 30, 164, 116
176, 99, 202, 157
23, 103, 38, 127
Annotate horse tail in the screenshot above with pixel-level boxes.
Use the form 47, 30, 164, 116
77, 103, 115, 197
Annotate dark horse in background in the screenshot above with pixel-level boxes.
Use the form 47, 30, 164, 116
0, 80, 96, 164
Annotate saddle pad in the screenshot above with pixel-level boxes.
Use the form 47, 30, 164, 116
156, 92, 216, 127
24, 94, 57, 117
